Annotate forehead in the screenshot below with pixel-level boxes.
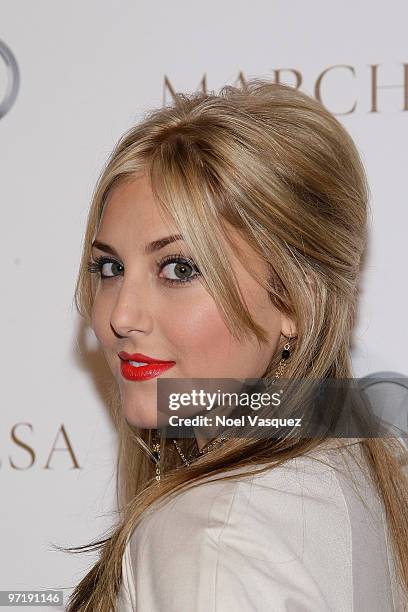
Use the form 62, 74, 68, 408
98, 175, 174, 237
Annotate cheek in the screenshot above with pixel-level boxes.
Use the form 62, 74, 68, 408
166, 299, 231, 361
164, 295, 272, 378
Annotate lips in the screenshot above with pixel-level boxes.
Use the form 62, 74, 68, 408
118, 351, 176, 381
118, 351, 175, 364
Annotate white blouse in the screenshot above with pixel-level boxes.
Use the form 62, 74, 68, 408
116, 439, 407, 611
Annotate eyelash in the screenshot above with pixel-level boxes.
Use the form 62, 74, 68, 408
86, 252, 201, 287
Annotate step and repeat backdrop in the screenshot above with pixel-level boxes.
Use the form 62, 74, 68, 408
1, 1, 407, 607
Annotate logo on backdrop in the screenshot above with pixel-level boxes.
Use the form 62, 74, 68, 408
164, 66, 408, 114
1, 423, 80, 470
0, 39, 20, 120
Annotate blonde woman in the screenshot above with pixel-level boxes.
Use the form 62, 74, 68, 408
64, 79, 408, 611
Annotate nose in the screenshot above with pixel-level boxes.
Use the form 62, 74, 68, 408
110, 277, 153, 338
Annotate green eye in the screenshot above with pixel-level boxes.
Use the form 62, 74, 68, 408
87, 257, 123, 278
159, 257, 198, 284
157, 253, 200, 285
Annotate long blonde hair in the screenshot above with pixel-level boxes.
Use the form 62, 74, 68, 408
64, 78, 408, 611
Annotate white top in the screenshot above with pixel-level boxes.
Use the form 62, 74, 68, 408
117, 439, 407, 611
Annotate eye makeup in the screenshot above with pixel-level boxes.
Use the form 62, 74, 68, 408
87, 251, 201, 288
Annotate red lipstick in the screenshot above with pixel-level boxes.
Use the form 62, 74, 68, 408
118, 351, 176, 381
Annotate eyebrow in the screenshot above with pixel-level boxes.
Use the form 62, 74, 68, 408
91, 234, 184, 257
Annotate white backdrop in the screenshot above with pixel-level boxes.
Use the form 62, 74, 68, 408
1, 1, 407, 608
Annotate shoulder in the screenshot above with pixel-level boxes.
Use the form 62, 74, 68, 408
207, 439, 397, 611
205, 439, 395, 611
126, 440, 396, 611
222, 439, 378, 552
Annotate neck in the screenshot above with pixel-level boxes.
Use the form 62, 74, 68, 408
193, 428, 211, 452
193, 426, 219, 452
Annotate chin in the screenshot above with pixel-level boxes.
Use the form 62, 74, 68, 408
122, 405, 159, 430
124, 415, 159, 430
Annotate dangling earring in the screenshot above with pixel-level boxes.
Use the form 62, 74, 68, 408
273, 333, 292, 379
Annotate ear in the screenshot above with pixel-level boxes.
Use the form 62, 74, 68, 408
280, 314, 297, 340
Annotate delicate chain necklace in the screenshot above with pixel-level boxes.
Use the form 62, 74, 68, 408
151, 336, 292, 482
150, 435, 229, 482
172, 434, 228, 467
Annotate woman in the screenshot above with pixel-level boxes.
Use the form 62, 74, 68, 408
64, 79, 408, 611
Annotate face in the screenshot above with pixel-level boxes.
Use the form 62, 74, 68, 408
90, 174, 295, 429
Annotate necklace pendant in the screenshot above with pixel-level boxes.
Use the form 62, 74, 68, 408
152, 441, 161, 481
